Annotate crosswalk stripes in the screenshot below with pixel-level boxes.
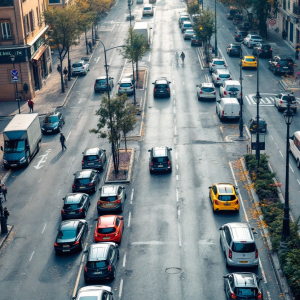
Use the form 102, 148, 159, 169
244, 94, 275, 106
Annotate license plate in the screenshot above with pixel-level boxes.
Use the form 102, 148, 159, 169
158, 164, 163, 167
80, 187, 85, 189
63, 249, 70, 252
63, 245, 70, 248
88, 163, 94, 165
124, 89, 127, 91
224, 203, 231, 206
94, 271, 102, 274
47, 130, 52, 132
103, 237, 111, 240
105, 203, 114, 206
69, 212, 75, 214
204, 93, 210, 95
283, 67, 288, 69
160, 91, 164, 92
239, 261, 248, 263
11, 164, 17, 167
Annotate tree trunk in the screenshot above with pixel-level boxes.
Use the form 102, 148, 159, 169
124, 130, 127, 152
85, 30, 88, 55
136, 60, 139, 83
67, 49, 71, 81
60, 57, 65, 93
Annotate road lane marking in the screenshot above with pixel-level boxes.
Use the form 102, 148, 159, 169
297, 179, 300, 185
279, 150, 283, 157
42, 223, 47, 234
34, 149, 52, 170
119, 278, 123, 298
128, 212, 131, 227
178, 209, 180, 219
259, 258, 267, 283
123, 253, 126, 267
176, 189, 179, 202
274, 142, 279, 149
176, 175, 179, 181
173, 107, 176, 114
130, 189, 134, 204
174, 126, 177, 136
96, 57, 100, 64
29, 251, 35, 261
176, 164, 178, 171
290, 164, 294, 173
178, 223, 182, 247
66, 131, 72, 141
270, 135, 274, 140
57, 189, 61, 197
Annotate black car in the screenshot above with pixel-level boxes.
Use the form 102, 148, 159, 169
61, 193, 90, 220
41, 112, 65, 134
234, 30, 248, 42
72, 170, 100, 193
82, 148, 107, 170
84, 242, 119, 281
94, 76, 114, 92
148, 146, 172, 173
239, 21, 251, 30
54, 219, 88, 254
191, 35, 202, 46
253, 43, 272, 58
152, 77, 171, 98
97, 185, 126, 214
223, 272, 263, 300
226, 43, 241, 56
226, 8, 238, 20
268, 55, 295, 75
249, 117, 267, 133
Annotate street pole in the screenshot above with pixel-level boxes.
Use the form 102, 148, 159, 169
282, 95, 294, 242
239, 48, 243, 138
214, 0, 217, 56
10, 55, 20, 114
128, 0, 137, 106
255, 53, 261, 167
68, 49, 71, 81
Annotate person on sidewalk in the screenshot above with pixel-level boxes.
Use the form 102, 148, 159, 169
63, 67, 68, 76
64, 74, 68, 88
180, 51, 185, 64
60, 133, 67, 151
0, 180, 7, 202
57, 64, 61, 73
282, 30, 287, 40
296, 44, 300, 60
27, 99, 34, 113
88, 41, 93, 53
3, 207, 9, 221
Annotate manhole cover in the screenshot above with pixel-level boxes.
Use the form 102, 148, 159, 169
165, 267, 182, 274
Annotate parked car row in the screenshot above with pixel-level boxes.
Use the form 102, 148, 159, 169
179, 13, 203, 46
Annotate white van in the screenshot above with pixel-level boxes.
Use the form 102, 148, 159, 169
216, 98, 240, 121
219, 80, 241, 99
289, 131, 300, 168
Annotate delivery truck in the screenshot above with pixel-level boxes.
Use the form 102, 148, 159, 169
1, 113, 42, 169
133, 21, 150, 45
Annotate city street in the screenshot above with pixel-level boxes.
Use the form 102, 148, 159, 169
0, 0, 296, 299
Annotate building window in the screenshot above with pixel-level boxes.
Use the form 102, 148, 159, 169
288, 0, 290, 9
283, 0, 286, 10
36, 7, 40, 25
49, 0, 61, 3
29, 10, 35, 31
1, 20, 11, 39
24, 14, 30, 35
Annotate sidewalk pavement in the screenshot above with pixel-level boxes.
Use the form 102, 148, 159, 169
0, 225, 13, 250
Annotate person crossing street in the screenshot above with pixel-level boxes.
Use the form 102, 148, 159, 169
180, 51, 185, 64
60, 133, 67, 151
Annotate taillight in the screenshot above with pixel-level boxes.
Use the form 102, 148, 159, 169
108, 265, 112, 272
224, 91, 227, 95
255, 249, 258, 258
168, 161, 171, 165
151, 162, 153, 167
229, 77, 232, 80
74, 241, 80, 245
54, 243, 59, 246
84, 266, 87, 272
116, 199, 121, 204
257, 292, 262, 299
213, 91, 216, 94
212, 64, 215, 66
94, 84, 96, 87
154, 88, 157, 92
89, 182, 93, 186
217, 77, 220, 80
97, 200, 101, 205
61, 209, 65, 214
167, 88, 170, 92
72, 184, 75, 188
200, 90, 203, 94
277, 63, 280, 67
130, 85, 133, 89
98, 159, 101, 163
280, 100, 283, 103
105, 83, 107, 86
222, 110, 224, 116
78, 208, 83, 213
82, 160, 84, 165
230, 49, 232, 51
229, 248, 232, 258
270, 48, 272, 51
235, 200, 239, 205
214, 200, 219, 205
224, 64, 226, 67
118, 86, 121, 90
230, 293, 237, 299
82, 66, 84, 69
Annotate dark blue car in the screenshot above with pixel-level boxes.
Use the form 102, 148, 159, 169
41, 112, 65, 134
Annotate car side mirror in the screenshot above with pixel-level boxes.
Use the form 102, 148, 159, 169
94, 218, 98, 221
83, 250, 88, 253
103, 149, 106, 152
152, 82, 155, 84
111, 77, 114, 79
219, 226, 223, 230
119, 216, 124, 220
168, 81, 171, 83
148, 149, 151, 152
223, 275, 228, 278
0, 146, 3, 151
62, 197, 65, 200
82, 152, 84, 154
73, 174, 75, 175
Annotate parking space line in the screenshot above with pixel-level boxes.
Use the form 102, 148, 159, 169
42, 223, 47, 234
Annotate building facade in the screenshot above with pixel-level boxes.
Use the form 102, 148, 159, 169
276, 0, 300, 47
47, 0, 72, 10
0, 0, 52, 102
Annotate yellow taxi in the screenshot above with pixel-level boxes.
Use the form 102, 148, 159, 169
241, 55, 257, 69
209, 183, 239, 213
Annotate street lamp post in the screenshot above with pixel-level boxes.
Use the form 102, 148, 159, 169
255, 52, 261, 167
128, 0, 137, 106
239, 48, 243, 138
10, 54, 21, 114
214, 0, 217, 56
282, 95, 294, 242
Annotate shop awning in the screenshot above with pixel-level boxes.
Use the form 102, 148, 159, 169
32, 45, 47, 61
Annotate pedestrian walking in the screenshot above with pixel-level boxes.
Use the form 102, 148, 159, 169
0, 180, 7, 202
57, 64, 61, 73
296, 44, 300, 60
180, 51, 185, 64
88, 41, 93, 53
60, 133, 67, 151
175, 51, 179, 64
3, 207, 9, 220
27, 99, 34, 113
64, 74, 68, 88
63, 66, 68, 76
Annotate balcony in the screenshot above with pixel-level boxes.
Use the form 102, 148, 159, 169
293, 3, 300, 15
0, 0, 14, 6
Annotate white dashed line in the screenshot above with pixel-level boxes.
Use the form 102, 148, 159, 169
290, 164, 294, 173
42, 223, 47, 234
66, 131, 72, 141
174, 126, 177, 136
297, 179, 300, 185
176, 189, 179, 202
176, 164, 178, 171
57, 189, 61, 197
128, 212, 131, 227
176, 175, 179, 181
178, 209, 180, 219
270, 135, 274, 140
173, 107, 176, 114
29, 251, 35, 262
119, 278, 124, 298
123, 253, 126, 267
279, 150, 283, 158
178, 223, 182, 247
130, 189, 134, 204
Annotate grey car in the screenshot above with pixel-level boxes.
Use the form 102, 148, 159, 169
94, 76, 114, 92
72, 286, 114, 300
61, 193, 90, 220
226, 43, 241, 56
82, 148, 106, 170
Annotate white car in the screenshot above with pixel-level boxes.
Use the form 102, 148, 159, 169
274, 93, 297, 112
143, 4, 154, 16
181, 21, 192, 33
196, 82, 216, 100
71, 61, 89, 76
219, 80, 241, 99
212, 69, 232, 86
209, 58, 226, 73
243, 34, 263, 48
118, 77, 134, 95
72, 286, 114, 300
183, 29, 194, 40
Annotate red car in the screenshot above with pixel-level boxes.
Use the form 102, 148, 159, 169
94, 215, 124, 244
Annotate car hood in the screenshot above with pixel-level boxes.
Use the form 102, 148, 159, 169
3, 152, 24, 161
42, 122, 59, 129
57, 238, 76, 243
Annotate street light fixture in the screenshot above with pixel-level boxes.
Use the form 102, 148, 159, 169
282, 95, 294, 242
10, 54, 21, 114
239, 47, 243, 138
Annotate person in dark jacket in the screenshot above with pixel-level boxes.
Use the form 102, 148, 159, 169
296, 44, 300, 59
63, 67, 68, 76
3, 207, 9, 220
0, 180, 7, 202
60, 133, 67, 151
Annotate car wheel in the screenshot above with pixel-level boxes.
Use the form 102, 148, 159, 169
225, 257, 229, 268
294, 108, 297, 113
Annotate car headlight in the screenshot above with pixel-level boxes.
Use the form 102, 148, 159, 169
20, 157, 26, 163
53, 125, 58, 129
42, 128, 45, 131
3, 159, 7, 164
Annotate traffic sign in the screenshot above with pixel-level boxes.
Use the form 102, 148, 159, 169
269, 19, 276, 26
11, 69, 19, 82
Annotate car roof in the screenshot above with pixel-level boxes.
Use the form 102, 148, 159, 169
155, 77, 168, 84
75, 170, 93, 178
250, 117, 265, 121
230, 43, 241, 46
84, 148, 100, 155
65, 193, 84, 204
88, 243, 111, 261
216, 69, 230, 74
276, 55, 293, 60
215, 183, 235, 194
73, 61, 84, 64
226, 222, 253, 241
99, 215, 116, 227
101, 185, 118, 196
77, 286, 112, 298
144, 4, 152, 7
244, 55, 255, 59
185, 29, 194, 32
201, 83, 214, 88
233, 273, 257, 288
60, 220, 82, 230
182, 21, 192, 24
96, 76, 107, 80
225, 80, 240, 85
120, 77, 132, 83
212, 58, 225, 61
45, 112, 59, 117
152, 146, 168, 157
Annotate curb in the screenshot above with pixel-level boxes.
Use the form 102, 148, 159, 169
0, 225, 13, 250
278, 79, 300, 92
105, 148, 135, 184
240, 158, 293, 300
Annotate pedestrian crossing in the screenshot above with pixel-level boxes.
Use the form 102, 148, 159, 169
244, 94, 275, 106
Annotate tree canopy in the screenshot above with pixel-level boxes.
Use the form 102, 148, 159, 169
193, 9, 215, 42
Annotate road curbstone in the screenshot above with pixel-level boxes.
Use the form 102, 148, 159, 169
0, 225, 13, 250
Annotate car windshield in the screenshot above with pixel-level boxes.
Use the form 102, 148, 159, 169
214, 61, 225, 65
156, 84, 168, 88
232, 46, 240, 49
64, 203, 81, 210
144, 7, 151, 10
96, 79, 107, 84
262, 45, 271, 49
100, 196, 118, 202
97, 227, 116, 234
186, 30, 194, 34
251, 120, 266, 125
87, 260, 108, 268
235, 288, 258, 296
120, 83, 131, 87
72, 63, 82, 68
218, 195, 236, 201
75, 178, 90, 185
184, 24, 192, 27
58, 229, 76, 239
153, 157, 168, 163
44, 116, 59, 123
232, 242, 256, 253
219, 74, 230, 78
245, 58, 256, 62
227, 87, 239, 91
252, 35, 261, 39
280, 60, 294, 66
4, 140, 25, 153
202, 87, 214, 92
84, 155, 98, 161
282, 96, 295, 101
78, 296, 98, 300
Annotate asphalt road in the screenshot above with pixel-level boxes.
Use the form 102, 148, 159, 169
0, 0, 289, 299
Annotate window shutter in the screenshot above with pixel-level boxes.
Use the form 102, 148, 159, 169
23, 15, 28, 35
32, 10, 35, 30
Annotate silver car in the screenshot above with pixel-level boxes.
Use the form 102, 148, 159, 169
243, 34, 263, 48
274, 93, 297, 112
72, 60, 89, 76
181, 21, 192, 33
94, 76, 114, 92
196, 82, 216, 100
72, 286, 114, 300
143, 4, 154, 16
212, 69, 232, 86
118, 77, 134, 95
183, 29, 194, 40
209, 58, 226, 73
